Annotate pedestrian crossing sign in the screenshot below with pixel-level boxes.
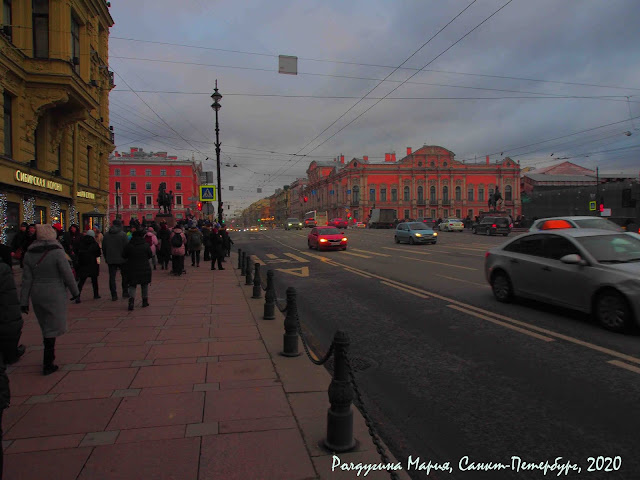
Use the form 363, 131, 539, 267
589, 201, 596, 211
200, 185, 216, 201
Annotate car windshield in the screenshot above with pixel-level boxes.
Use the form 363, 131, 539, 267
318, 228, 340, 235
286, 219, 299, 222
573, 218, 622, 231
408, 222, 430, 230
448, 219, 461, 223
575, 234, 640, 263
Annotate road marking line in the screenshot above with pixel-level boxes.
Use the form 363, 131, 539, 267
283, 253, 310, 263
608, 360, 640, 374
435, 274, 487, 287
250, 255, 266, 266
276, 266, 309, 277
381, 281, 430, 298
344, 268, 372, 278
351, 249, 391, 257
436, 245, 488, 252
447, 305, 554, 342
266, 254, 278, 259
397, 255, 477, 271
339, 251, 372, 258
266, 233, 640, 367
382, 247, 432, 255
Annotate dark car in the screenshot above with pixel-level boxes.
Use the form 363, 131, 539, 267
473, 216, 512, 236
417, 217, 436, 229
328, 217, 348, 229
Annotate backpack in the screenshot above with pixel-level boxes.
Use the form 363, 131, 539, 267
191, 232, 202, 247
145, 234, 154, 247
171, 233, 183, 248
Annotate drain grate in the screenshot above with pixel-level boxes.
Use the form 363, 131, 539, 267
325, 356, 377, 374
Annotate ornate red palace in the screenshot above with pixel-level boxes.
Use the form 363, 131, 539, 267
303, 146, 521, 222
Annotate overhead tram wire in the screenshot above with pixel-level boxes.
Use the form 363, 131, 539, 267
260, 0, 516, 189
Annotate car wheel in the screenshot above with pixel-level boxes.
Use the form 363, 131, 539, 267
308, 241, 313, 249
394, 236, 399, 244
409, 237, 415, 245
594, 290, 632, 333
342, 247, 347, 251
485, 229, 490, 236
503, 233, 509, 237
491, 271, 513, 303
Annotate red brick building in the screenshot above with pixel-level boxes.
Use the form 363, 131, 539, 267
108, 148, 202, 226
303, 146, 521, 222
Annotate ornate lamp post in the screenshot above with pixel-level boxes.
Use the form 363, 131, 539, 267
211, 81, 223, 225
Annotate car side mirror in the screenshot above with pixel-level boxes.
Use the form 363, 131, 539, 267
560, 254, 587, 266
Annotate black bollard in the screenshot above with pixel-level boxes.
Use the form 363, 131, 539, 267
237, 248, 243, 269
252, 263, 262, 299
324, 330, 356, 452
240, 251, 247, 275
281, 287, 301, 357
263, 269, 276, 320
245, 256, 253, 285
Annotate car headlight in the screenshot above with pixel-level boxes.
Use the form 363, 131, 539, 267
288, 223, 292, 226
319, 238, 328, 243
433, 232, 438, 236
342, 237, 348, 241
299, 223, 302, 226
415, 233, 422, 237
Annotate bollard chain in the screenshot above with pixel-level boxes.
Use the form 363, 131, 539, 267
295, 312, 334, 366
345, 355, 400, 480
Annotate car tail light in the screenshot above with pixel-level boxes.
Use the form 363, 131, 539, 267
509, 224, 513, 228
492, 224, 497, 228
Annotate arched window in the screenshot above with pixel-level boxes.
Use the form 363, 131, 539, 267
403, 186, 410, 201
505, 185, 512, 201
467, 186, 474, 201
369, 187, 375, 202
442, 186, 449, 202
417, 186, 424, 201
430, 186, 436, 202
455, 186, 461, 201
352, 185, 359, 202
478, 188, 485, 202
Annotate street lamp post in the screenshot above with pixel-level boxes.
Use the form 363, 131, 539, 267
211, 80, 223, 225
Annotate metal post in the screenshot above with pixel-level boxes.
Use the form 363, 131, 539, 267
252, 263, 262, 299
263, 269, 276, 320
240, 251, 246, 275
213, 80, 223, 225
281, 287, 301, 357
237, 248, 242, 269
245, 256, 252, 285
324, 330, 356, 452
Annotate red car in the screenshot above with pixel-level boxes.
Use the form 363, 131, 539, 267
328, 217, 348, 229
304, 218, 317, 228
308, 227, 348, 251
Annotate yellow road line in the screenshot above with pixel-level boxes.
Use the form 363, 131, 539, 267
397, 255, 477, 271
435, 274, 486, 287
250, 255, 266, 266
283, 253, 310, 263
448, 305, 555, 342
351, 249, 391, 257
266, 254, 278, 259
382, 247, 432, 255
381, 281, 430, 299
343, 268, 372, 278
339, 251, 372, 258
608, 360, 640, 374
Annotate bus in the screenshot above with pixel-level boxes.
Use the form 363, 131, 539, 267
304, 210, 328, 228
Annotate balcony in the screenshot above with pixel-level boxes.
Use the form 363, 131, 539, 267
441, 199, 451, 206
417, 199, 426, 206
350, 200, 360, 207
429, 199, 438, 206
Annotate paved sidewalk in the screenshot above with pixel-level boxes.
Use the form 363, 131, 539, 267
4, 254, 408, 480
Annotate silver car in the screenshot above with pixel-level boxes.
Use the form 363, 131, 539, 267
395, 222, 438, 245
485, 229, 640, 333
529, 216, 622, 232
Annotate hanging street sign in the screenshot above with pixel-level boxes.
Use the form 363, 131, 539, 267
199, 185, 216, 202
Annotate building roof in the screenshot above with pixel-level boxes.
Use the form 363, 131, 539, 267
524, 173, 596, 182
534, 161, 595, 175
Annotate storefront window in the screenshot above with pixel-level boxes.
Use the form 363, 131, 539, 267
35, 206, 47, 224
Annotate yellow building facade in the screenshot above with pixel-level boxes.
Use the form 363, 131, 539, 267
0, 0, 114, 243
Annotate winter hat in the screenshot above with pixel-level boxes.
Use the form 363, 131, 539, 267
112, 219, 122, 227
147, 227, 155, 233
35, 224, 57, 241
86, 230, 96, 237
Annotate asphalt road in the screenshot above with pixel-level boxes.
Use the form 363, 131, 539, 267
232, 227, 640, 480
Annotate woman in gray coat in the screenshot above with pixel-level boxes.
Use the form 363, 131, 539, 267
20, 224, 79, 375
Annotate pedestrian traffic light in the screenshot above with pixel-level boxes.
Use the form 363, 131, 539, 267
197, 202, 202, 211
303, 196, 308, 202
599, 203, 604, 212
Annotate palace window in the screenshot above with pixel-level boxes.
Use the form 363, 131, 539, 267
160, 169, 166, 176
175, 182, 182, 191
130, 196, 137, 206
467, 186, 474, 201
417, 186, 424, 201
3, 92, 12, 157
380, 188, 387, 202
3, 0, 12, 40
505, 185, 512, 201
455, 186, 461, 201
32, 0, 49, 58
369, 188, 375, 202
145, 182, 151, 190
478, 188, 485, 202
175, 169, 181, 176
442, 186, 449, 202
403, 186, 410, 201
71, 14, 80, 73
114, 168, 121, 176
129, 169, 136, 176
430, 186, 436, 201
145, 169, 151, 176
391, 189, 397, 201
130, 182, 136, 190
146, 195, 152, 205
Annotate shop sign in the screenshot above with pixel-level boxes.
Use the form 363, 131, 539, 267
15, 170, 63, 192
77, 191, 96, 200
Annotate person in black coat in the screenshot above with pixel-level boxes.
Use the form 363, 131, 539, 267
156, 222, 172, 270
0, 258, 26, 477
202, 225, 212, 262
220, 226, 233, 258
123, 229, 152, 311
210, 227, 225, 270
75, 230, 102, 302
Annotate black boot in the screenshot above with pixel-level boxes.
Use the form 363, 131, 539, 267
142, 298, 149, 308
128, 297, 134, 311
43, 338, 58, 375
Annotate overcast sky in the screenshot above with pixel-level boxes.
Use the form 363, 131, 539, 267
108, 0, 640, 212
